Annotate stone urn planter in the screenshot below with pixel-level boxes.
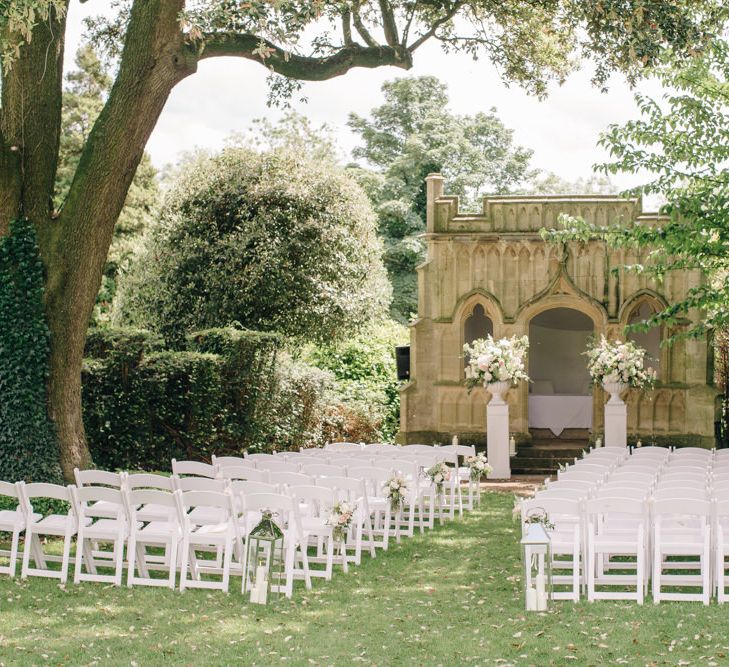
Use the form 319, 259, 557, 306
486, 380, 512, 405
602, 380, 628, 405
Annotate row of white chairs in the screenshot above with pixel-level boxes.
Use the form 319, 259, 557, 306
1, 444, 481, 596
524, 446, 729, 605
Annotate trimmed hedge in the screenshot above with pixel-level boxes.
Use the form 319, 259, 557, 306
82, 326, 308, 471
0, 220, 62, 483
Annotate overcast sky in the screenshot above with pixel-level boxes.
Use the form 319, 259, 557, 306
65, 3, 665, 198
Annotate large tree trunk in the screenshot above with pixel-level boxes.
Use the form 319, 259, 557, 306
40, 0, 194, 479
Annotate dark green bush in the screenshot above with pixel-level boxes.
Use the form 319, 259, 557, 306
82, 326, 328, 469
0, 220, 62, 483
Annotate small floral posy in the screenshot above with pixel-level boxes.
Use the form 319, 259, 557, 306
327, 501, 355, 543
425, 461, 451, 493
385, 475, 408, 512
584, 335, 656, 389
463, 334, 530, 391
465, 453, 492, 481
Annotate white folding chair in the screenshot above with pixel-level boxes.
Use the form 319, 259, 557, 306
287, 485, 347, 579
218, 466, 270, 483
585, 496, 648, 604
176, 490, 235, 592
268, 472, 314, 489
364, 444, 398, 455
255, 460, 301, 474
347, 467, 393, 551
73, 469, 126, 519
441, 443, 479, 510
73, 486, 129, 586
521, 497, 581, 602
171, 460, 218, 479
240, 492, 312, 598
325, 442, 364, 452
125, 473, 177, 522
652, 497, 711, 604
301, 463, 347, 479
0, 481, 31, 577
243, 453, 278, 463
715, 498, 729, 603
19, 483, 77, 583
315, 476, 375, 564
125, 488, 180, 589
211, 455, 247, 468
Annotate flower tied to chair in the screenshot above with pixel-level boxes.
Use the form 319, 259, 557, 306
327, 501, 355, 543
384, 475, 408, 512
425, 461, 451, 494
465, 453, 492, 481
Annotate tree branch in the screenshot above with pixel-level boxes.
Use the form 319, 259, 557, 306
378, 0, 399, 47
198, 33, 412, 80
407, 1, 465, 52
341, 8, 353, 46
351, 1, 379, 48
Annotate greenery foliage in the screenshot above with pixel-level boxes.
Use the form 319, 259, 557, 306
0, 220, 62, 483
114, 148, 390, 347
546, 41, 729, 341
348, 76, 534, 322
306, 320, 409, 443
82, 327, 282, 470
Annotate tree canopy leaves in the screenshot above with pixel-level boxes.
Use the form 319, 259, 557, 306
114, 148, 391, 346
547, 41, 729, 339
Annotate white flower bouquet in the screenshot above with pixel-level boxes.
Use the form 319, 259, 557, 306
584, 335, 656, 389
425, 461, 451, 493
465, 453, 492, 481
463, 335, 530, 390
384, 475, 408, 511
327, 501, 355, 543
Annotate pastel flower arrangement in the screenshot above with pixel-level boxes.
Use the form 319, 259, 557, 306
584, 335, 656, 389
327, 501, 355, 543
425, 461, 451, 493
465, 453, 492, 481
463, 335, 530, 390
384, 475, 408, 511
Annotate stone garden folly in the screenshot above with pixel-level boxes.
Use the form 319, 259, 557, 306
399, 173, 717, 448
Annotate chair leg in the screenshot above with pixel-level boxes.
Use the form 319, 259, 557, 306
168, 539, 178, 590
127, 535, 137, 587
652, 545, 660, 604
114, 533, 125, 587
180, 537, 190, 592
60, 530, 73, 584
221, 536, 232, 593
587, 542, 595, 602
325, 537, 334, 581
74, 528, 85, 584
8, 530, 20, 578
21, 528, 33, 579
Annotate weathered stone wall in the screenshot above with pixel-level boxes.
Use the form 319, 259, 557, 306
399, 174, 717, 447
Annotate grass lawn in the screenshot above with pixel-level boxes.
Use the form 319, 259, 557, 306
1, 492, 727, 666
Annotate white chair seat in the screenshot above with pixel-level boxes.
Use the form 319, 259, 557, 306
84, 519, 134, 539
189, 507, 226, 524
137, 520, 180, 539
0, 509, 39, 528
136, 503, 175, 522
301, 517, 331, 534
34, 514, 79, 535
88, 500, 119, 519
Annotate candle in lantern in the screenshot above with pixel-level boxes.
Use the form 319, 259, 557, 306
526, 586, 537, 611
595, 437, 602, 448
452, 434, 459, 447
536, 573, 547, 611
509, 435, 516, 457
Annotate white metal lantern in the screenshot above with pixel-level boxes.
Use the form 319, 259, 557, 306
521, 522, 552, 611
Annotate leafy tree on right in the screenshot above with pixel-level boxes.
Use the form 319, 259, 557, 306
548, 41, 729, 340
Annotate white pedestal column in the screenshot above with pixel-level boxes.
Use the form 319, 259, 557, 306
604, 403, 627, 447
487, 403, 511, 478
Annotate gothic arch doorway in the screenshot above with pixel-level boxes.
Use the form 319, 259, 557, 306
528, 307, 594, 436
